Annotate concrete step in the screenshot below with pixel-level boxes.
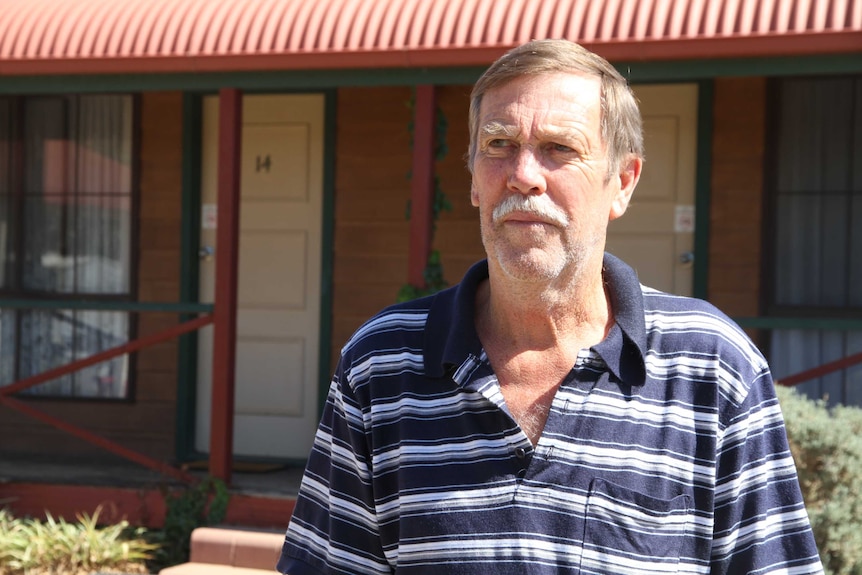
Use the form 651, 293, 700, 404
160, 564, 276, 575
159, 526, 285, 574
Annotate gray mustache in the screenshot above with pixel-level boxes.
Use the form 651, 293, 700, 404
492, 195, 569, 227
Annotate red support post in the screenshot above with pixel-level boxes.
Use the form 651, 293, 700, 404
408, 85, 437, 288
211, 88, 242, 485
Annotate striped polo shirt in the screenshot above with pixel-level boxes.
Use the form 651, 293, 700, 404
278, 254, 823, 575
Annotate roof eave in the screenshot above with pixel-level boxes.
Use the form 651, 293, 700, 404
0, 31, 859, 77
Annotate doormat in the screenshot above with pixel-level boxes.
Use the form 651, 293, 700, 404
181, 461, 287, 474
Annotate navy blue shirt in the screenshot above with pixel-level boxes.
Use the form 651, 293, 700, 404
279, 254, 823, 575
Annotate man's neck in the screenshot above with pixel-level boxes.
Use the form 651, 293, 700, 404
476, 257, 613, 355
474, 255, 614, 446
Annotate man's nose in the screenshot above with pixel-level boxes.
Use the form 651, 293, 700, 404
507, 147, 546, 195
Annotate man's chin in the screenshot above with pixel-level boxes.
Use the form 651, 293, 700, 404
492, 251, 570, 282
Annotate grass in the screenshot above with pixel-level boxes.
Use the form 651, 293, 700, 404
0, 507, 157, 575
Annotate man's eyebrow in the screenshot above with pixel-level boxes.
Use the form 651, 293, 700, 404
537, 126, 581, 141
479, 122, 580, 142
478, 121, 519, 138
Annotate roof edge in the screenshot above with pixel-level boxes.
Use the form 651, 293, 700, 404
1, 31, 859, 77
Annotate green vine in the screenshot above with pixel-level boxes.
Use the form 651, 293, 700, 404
398, 91, 452, 303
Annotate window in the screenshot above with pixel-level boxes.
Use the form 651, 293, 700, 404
767, 76, 862, 406
0, 95, 136, 399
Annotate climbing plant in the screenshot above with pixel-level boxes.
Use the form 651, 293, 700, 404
398, 90, 453, 303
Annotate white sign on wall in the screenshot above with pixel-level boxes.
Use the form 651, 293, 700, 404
202, 204, 218, 230
674, 205, 695, 233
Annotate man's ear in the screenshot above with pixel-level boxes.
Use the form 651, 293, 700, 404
470, 181, 480, 207
609, 155, 643, 221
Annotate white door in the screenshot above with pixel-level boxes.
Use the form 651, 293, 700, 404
196, 94, 324, 459
606, 84, 698, 296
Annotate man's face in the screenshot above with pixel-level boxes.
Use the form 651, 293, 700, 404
471, 72, 637, 283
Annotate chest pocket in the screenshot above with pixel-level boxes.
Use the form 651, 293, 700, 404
580, 478, 691, 574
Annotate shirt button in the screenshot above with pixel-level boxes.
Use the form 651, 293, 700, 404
514, 447, 527, 459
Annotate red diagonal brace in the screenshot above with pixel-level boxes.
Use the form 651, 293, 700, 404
0, 394, 196, 484
0, 314, 213, 397
777, 349, 862, 387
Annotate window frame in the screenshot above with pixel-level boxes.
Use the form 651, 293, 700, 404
0, 93, 141, 402
761, 75, 862, 406
762, 74, 862, 321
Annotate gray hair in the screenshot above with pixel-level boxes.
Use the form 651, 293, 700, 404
468, 39, 644, 176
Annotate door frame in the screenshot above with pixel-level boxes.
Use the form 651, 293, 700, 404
627, 79, 712, 299
692, 79, 713, 300
175, 89, 337, 464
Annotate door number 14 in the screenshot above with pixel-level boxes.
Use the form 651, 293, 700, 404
256, 154, 272, 173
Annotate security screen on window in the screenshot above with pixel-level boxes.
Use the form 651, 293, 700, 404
769, 76, 862, 407
0, 95, 134, 399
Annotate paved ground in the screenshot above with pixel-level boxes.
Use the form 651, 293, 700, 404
0, 451, 304, 497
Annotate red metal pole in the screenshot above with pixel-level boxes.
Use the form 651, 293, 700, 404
407, 85, 437, 288
211, 88, 242, 485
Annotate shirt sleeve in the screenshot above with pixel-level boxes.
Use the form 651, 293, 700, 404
710, 363, 824, 575
277, 360, 390, 575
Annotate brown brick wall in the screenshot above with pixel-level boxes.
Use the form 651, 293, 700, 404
330, 85, 483, 366
132, 91, 184, 459
433, 85, 485, 284
707, 77, 767, 323
331, 86, 413, 360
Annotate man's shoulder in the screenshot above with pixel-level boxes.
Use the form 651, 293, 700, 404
340, 284, 458, 357
640, 285, 737, 327
639, 285, 766, 366
341, 298, 432, 354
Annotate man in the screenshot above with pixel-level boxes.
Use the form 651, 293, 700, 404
278, 39, 823, 575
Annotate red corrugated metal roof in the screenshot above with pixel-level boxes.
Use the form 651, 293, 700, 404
0, 0, 859, 75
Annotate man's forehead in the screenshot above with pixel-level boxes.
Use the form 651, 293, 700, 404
484, 70, 600, 96
477, 72, 603, 129
480, 72, 600, 111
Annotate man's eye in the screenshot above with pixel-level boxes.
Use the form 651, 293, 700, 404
551, 143, 574, 153
488, 139, 510, 148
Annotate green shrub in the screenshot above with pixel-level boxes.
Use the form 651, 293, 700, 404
147, 476, 230, 571
777, 385, 862, 575
0, 507, 155, 575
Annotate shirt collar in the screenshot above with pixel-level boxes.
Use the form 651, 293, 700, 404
424, 260, 489, 379
594, 252, 647, 386
424, 254, 647, 386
